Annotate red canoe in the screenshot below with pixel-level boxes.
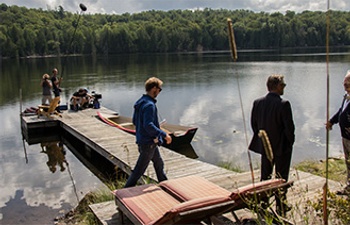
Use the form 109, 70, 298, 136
97, 111, 198, 150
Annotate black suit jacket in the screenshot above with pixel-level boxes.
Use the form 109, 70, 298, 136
249, 92, 295, 157
330, 95, 350, 140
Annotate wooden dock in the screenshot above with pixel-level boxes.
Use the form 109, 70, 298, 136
21, 107, 343, 225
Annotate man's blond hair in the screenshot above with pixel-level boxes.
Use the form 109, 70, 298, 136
145, 77, 163, 92
267, 74, 285, 91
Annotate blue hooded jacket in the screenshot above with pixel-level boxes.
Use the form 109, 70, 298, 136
132, 94, 166, 145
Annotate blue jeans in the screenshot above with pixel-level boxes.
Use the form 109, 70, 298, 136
124, 143, 167, 188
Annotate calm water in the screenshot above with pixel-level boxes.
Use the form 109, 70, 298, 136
1, 48, 350, 224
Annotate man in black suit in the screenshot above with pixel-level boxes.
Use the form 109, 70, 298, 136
249, 74, 295, 216
326, 70, 350, 195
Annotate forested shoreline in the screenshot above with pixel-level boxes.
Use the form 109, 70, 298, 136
1, 3, 350, 58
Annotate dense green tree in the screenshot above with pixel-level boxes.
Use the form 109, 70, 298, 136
81, 27, 97, 55
23, 28, 37, 55
110, 24, 124, 53
35, 29, 48, 55
135, 25, 151, 52
0, 29, 8, 56
0, 4, 350, 58
97, 24, 113, 55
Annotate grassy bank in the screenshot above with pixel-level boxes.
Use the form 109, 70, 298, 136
57, 180, 125, 225
294, 157, 347, 183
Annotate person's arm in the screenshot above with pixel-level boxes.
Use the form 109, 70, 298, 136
164, 133, 172, 144
250, 101, 258, 133
329, 97, 346, 127
52, 77, 61, 87
325, 121, 333, 130
86, 93, 93, 101
57, 76, 63, 86
328, 109, 340, 128
40, 79, 52, 88
282, 101, 295, 145
248, 100, 261, 153
142, 104, 167, 139
47, 80, 52, 88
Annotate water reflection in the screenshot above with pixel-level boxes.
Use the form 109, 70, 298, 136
5, 129, 104, 224
0, 189, 71, 224
40, 141, 67, 173
2, 48, 350, 223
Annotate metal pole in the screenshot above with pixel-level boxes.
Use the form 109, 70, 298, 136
227, 18, 255, 184
323, 0, 330, 224
60, 3, 87, 78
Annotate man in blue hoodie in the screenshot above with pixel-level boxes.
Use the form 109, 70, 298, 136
124, 77, 172, 188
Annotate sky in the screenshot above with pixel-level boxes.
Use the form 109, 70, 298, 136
2, 0, 350, 15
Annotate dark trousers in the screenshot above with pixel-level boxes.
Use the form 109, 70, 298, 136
261, 150, 292, 181
53, 90, 60, 97
124, 144, 167, 188
261, 151, 292, 213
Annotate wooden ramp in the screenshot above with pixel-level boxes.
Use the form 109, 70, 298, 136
21, 107, 343, 225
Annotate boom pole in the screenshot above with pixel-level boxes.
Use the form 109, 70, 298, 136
227, 18, 255, 184
323, 0, 331, 224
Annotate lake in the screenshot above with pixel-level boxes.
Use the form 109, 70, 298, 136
1, 47, 350, 223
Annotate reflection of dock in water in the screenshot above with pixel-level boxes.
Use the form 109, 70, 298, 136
22, 133, 80, 203
40, 141, 66, 173
23, 130, 123, 183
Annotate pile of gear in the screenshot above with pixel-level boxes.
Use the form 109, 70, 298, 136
69, 88, 102, 111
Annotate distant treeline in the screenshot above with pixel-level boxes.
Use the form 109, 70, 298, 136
1, 3, 350, 58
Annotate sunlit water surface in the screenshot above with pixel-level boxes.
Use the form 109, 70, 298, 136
1, 48, 350, 223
